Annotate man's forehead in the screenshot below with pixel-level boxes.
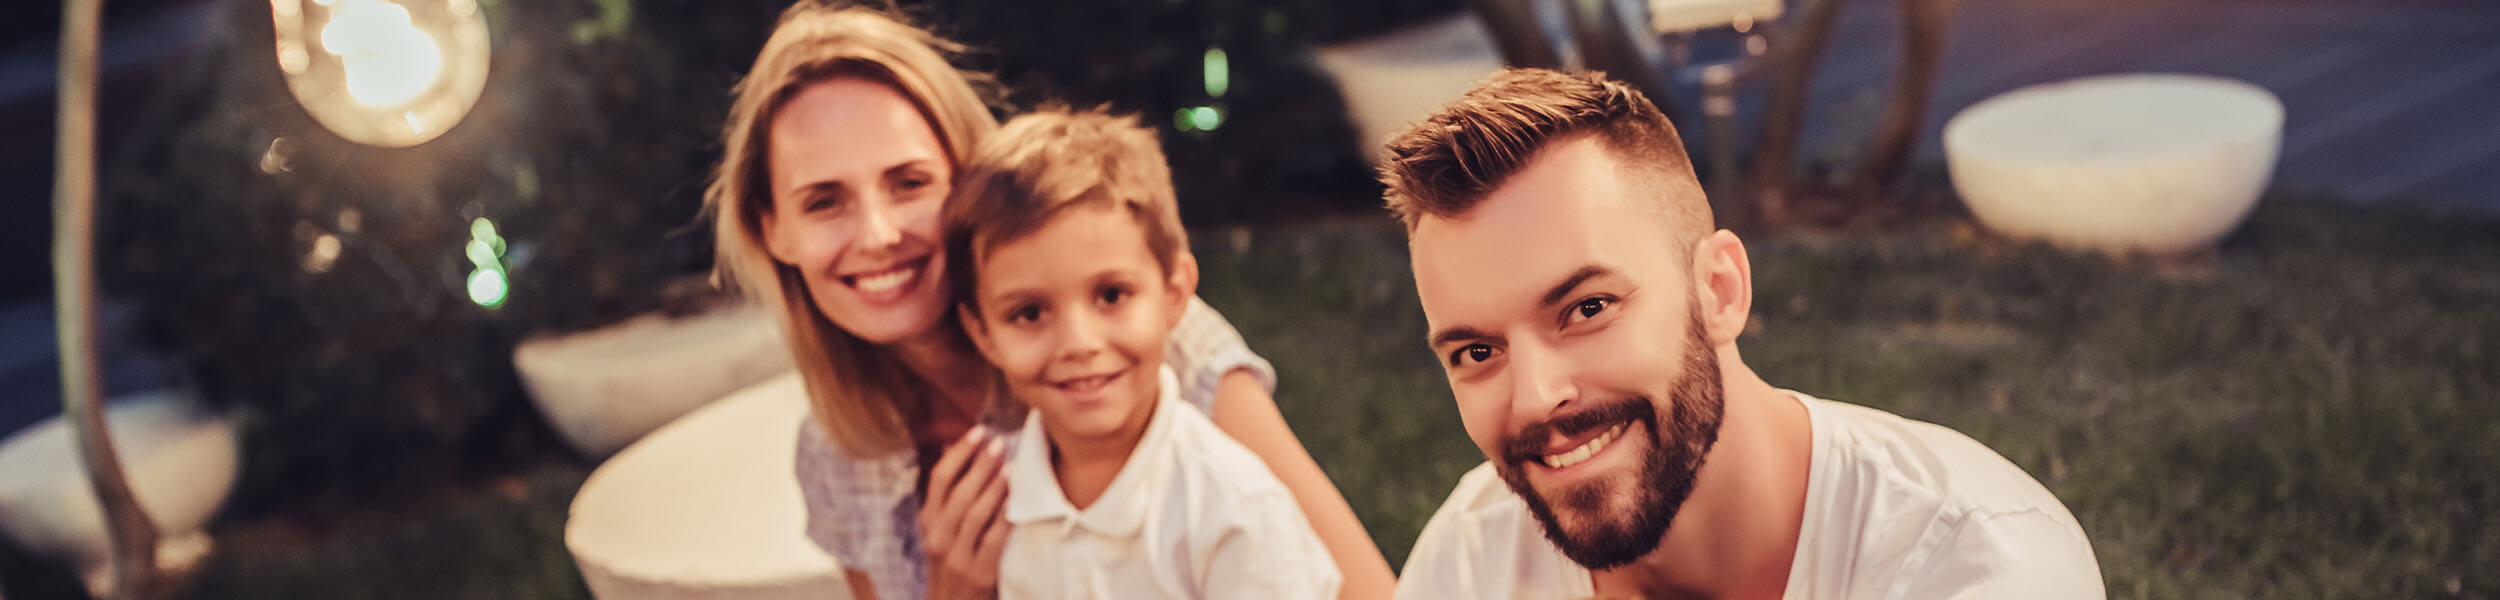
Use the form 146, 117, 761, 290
1408, 140, 1640, 336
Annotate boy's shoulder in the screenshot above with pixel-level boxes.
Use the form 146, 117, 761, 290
1150, 398, 1292, 503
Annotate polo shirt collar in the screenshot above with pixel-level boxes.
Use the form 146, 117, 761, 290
1001, 367, 1182, 540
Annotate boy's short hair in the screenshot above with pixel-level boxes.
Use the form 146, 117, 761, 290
945, 107, 1189, 310
1378, 68, 1707, 240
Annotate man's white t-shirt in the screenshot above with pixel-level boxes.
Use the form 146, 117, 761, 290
1394, 392, 2104, 600
998, 368, 1341, 599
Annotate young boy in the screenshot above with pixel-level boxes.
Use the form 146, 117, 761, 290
942, 108, 1341, 599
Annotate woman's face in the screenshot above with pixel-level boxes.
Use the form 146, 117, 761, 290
762, 77, 955, 346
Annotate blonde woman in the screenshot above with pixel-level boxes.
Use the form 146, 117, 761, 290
705, 4, 1394, 599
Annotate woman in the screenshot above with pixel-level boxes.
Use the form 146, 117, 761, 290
704, 4, 1395, 599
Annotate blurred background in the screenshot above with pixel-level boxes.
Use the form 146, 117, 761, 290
1, 0, 2495, 597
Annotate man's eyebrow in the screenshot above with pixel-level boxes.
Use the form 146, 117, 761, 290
1538, 265, 1615, 308
1427, 325, 1492, 349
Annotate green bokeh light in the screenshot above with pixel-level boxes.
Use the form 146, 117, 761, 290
1203, 47, 1229, 98
467, 268, 508, 308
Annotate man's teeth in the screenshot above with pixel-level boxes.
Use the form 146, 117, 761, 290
1541, 423, 1628, 469
854, 266, 916, 293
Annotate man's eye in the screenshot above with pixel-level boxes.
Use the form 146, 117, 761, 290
1448, 344, 1498, 367
1566, 297, 1613, 325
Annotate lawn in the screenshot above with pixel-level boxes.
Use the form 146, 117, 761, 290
5, 192, 2494, 599
1198, 192, 2500, 599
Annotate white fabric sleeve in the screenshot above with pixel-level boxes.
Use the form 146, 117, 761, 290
1199, 491, 1342, 600
1391, 494, 1481, 600
1165, 295, 1278, 415
1901, 509, 2108, 600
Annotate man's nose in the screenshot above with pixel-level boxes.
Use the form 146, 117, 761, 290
1508, 337, 1579, 418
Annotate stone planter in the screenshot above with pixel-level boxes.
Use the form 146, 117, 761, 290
1314, 13, 1507, 163
516, 302, 795, 458
566, 373, 848, 599
1945, 73, 2282, 256
0, 390, 234, 596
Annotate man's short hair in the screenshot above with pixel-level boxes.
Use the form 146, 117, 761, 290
945, 107, 1189, 310
1378, 68, 1707, 237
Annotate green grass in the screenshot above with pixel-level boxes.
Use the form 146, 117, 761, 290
1196, 192, 2500, 598
8, 192, 2492, 599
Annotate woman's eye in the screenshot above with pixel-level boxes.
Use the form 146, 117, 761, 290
1566, 297, 1613, 325
1448, 344, 1498, 367
804, 195, 841, 213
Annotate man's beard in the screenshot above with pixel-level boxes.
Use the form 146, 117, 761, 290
1494, 311, 1725, 570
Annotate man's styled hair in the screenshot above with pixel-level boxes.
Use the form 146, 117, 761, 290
1378, 68, 1708, 237
944, 107, 1190, 311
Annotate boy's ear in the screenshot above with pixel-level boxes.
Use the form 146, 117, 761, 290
959, 303, 997, 361
1165, 251, 1199, 329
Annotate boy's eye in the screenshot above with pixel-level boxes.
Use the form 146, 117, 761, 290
1448, 343, 1499, 367
1096, 285, 1129, 306
1565, 297, 1613, 325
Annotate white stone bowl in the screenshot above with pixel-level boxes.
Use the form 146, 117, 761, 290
516, 302, 795, 458
1945, 73, 2283, 256
566, 373, 850, 599
0, 390, 234, 596
1314, 13, 1506, 163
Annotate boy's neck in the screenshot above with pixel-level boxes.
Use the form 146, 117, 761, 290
1045, 389, 1161, 510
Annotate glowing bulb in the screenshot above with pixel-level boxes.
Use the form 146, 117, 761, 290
321, 0, 444, 107
271, 0, 489, 147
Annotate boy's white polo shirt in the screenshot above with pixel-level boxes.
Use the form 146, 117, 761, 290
1394, 392, 2105, 600
999, 367, 1341, 599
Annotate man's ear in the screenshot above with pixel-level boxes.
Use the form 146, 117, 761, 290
959, 303, 998, 362
1165, 251, 1199, 329
1688, 229, 1754, 346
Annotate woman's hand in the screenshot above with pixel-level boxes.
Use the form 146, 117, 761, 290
921, 424, 1011, 600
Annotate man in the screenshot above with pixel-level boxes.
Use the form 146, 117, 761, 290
1383, 68, 2104, 599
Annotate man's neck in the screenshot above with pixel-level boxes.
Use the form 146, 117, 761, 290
1592, 357, 1815, 600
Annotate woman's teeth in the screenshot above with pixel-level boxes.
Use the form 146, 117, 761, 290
852, 265, 916, 293
1542, 422, 1628, 469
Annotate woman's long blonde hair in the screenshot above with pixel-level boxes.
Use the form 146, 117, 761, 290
706, 3, 999, 457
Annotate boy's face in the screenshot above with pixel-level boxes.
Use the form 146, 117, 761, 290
962, 203, 1195, 446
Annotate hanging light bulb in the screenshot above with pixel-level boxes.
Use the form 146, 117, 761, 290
271, 0, 490, 147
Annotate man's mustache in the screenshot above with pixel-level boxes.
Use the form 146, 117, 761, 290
1499, 397, 1654, 464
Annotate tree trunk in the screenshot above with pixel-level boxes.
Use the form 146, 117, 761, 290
57, 0, 162, 597
1851, 0, 1956, 200
1748, 0, 1846, 229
